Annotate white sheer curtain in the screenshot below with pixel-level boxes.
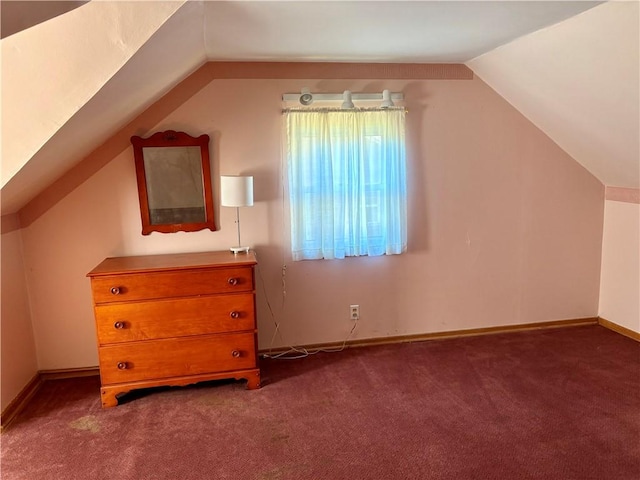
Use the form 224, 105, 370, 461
285, 108, 407, 261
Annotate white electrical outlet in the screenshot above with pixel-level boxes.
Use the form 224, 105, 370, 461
350, 304, 360, 321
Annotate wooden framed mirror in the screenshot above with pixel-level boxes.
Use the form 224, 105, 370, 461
131, 130, 216, 235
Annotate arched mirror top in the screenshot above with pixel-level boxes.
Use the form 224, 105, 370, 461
131, 130, 216, 235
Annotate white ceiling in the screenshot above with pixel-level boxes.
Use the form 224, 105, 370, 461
200, 1, 600, 62
4, 0, 635, 217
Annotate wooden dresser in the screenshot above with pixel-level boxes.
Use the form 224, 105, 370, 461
87, 251, 260, 407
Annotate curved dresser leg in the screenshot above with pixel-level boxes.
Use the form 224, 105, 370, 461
246, 370, 261, 390
100, 387, 125, 408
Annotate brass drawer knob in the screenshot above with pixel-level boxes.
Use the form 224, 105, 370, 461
110, 286, 121, 295
227, 277, 239, 286
231, 350, 241, 358
230, 311, 240, 319
114, 321, 126, 329
117, 362, 128, 370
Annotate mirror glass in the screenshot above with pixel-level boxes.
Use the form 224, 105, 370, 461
143, 146, 205, 225
131, 131, 216, 235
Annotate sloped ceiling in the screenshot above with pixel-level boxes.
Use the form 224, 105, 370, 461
1, 0, 205, 215
1, 1, 189, 204
3, 0, 629, 217
469, 1, 639, 189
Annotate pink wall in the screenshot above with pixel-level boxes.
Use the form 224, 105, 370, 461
599, 193, 640, 333
1, 226, 38, 411
18, 75, 604, 370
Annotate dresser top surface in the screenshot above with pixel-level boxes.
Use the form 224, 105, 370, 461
87, 250, 257, 277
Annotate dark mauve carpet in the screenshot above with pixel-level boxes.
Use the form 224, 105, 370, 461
1, 325, 639, 480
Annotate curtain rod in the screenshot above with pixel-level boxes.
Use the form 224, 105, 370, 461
282, 92, 404, 102
281, 107, 408, 114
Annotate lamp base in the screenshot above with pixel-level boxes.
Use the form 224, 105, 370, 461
230, 246, 250, 254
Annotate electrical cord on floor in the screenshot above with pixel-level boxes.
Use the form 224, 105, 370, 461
254, 251, 358, 360
262, 318, 359, 360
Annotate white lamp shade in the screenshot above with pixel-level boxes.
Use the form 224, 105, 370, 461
220, 175, 254, 207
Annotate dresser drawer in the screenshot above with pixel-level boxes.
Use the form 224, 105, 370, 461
98, 333, 256, 385
95, 294, 255, 345
90, 267, 253, 304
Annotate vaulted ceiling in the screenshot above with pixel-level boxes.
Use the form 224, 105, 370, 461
2, 1, 638, 217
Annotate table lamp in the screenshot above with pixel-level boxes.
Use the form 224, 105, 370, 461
220, 175, 254, 254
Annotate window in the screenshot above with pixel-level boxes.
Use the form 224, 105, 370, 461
284, 108, 407, 261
